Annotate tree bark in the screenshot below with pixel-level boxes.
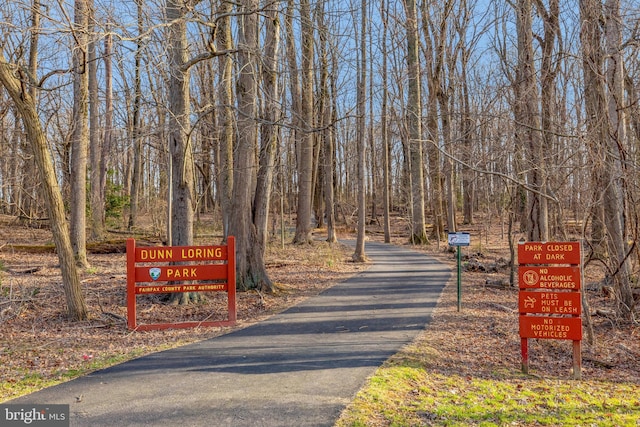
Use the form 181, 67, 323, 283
535, 0, 560, 236
230, 0, 273, 291
293, 0, 315, 245
580, 0, 634, 317
353, 0, 367, 262
317, 3, 337, 244
89, 9, 104, 241
0, 48, 88, 321
514, 0, 547, 242
602, 0, 634, 315
381, 0, 391, 243
254, 1, 281, 253
215, 0, 234, 237
421, 1, 444, 241
101, 32, 113, 228
166, 0, 196, 304
405, 0, 427, 244
70, 0, 90, 267
128, 0, 144, 230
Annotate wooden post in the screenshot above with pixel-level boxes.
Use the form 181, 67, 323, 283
126, 238, 137, 330
227, 236, 237, 322
521, 337, 529, 374
572, 340, 582, 380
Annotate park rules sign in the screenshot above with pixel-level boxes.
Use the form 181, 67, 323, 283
517, 241, 583, 379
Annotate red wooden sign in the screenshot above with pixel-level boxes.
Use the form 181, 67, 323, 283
518, 266, 581, 290
519, 316, 582, 341
519, 291, 581, 315
518, 241, 583, 378
126, 237, 236, 331
518, 241, 581, 265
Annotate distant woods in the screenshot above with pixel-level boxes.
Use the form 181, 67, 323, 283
0, 0, 638, 318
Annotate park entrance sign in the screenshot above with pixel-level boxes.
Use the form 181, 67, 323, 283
126, 236, 237, 331
518, 241, 582, 379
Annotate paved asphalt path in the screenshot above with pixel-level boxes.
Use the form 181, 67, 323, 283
10, 241, 450, 427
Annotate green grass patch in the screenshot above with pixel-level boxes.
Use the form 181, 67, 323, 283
337, 367, 640, 426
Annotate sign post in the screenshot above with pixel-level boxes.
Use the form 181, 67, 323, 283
518, 241, 582, 379
448, 232, 470, 312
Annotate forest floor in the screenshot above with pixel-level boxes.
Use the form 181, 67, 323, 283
0, 213, 638, 404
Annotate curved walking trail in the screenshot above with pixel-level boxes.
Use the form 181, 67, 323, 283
10, 241, 450, 426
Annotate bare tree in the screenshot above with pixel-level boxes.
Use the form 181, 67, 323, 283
165, 0, 196, 303
166, 0, 194, 249
580, 0, 634, 317
128, 0, 145, 230
317, 1, 337, 244
88, 10, 103, 240
214, 0, 234, 237
101, 32, 114, 228
353, 0, 368, 262
254, 0, 282, 252
230, 0, 273, 291
405, 0, 427, 244
0, 48, 89, 321
534, 0, 560, 235
515, 0, 547, 242
380, 0, 391, 243
293, 0, 315, 244
70, 0, 91, 267
458, 0, 475, 225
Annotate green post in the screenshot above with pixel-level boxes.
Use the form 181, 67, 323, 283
448, 231, 469, 313
457, 245, 462, 312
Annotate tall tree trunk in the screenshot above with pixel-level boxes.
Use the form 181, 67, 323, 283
70, 0, 90, 268
603, 0, 634, 315
580, 0, 634, 317
284, 0, 301, 232
254, 0, 281, 253
434, 1, 457, 233
128, 0, 144, 230
460, 45, 474, 225
458, 0, 474, 225
580, 0, 608, 255
215, 0, 234, 237
166, 0, 196, 303
293, 0, 314, 244
231, 0, 273, 291
536, 0, 560, 236
515, 0, 547, 242
89, 9, 103, 241
368, 31, 377, 225
380, 0, 391, 243
381, 0, 391, 243
439, 88, 457, 233
21, 0, 41, 219
101, 32, 113, 229
353, 0, 367, 262
317, 2, 337, 244
421, 1, 444, 241
406, 0, 427, 244
0, 49, 89, 321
